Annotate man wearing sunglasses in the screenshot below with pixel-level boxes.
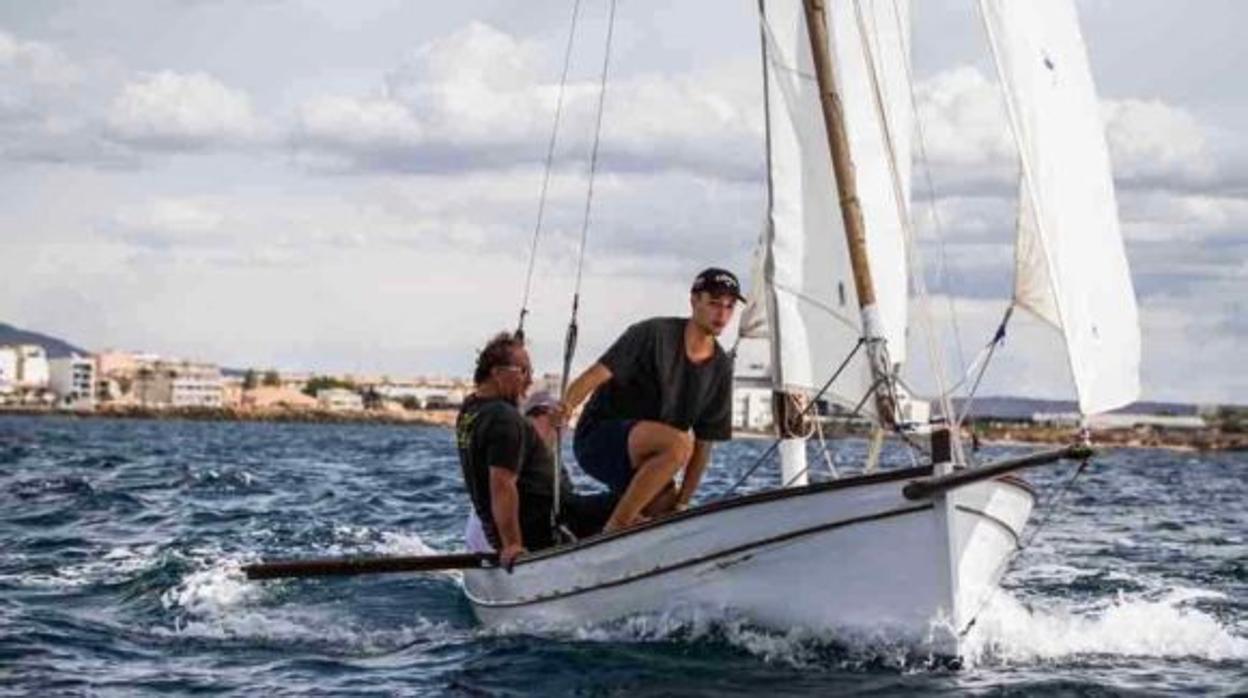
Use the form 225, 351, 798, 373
456, 333, 612, 569
559, 268, 742, 532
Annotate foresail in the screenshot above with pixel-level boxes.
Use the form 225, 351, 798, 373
757, 0, 911, 411
982, 0, 1141, 414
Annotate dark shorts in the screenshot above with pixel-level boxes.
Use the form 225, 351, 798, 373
519, 491, 618, 550
573, 419, 637, 494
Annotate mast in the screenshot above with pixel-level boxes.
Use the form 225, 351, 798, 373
801, 0, 897, 426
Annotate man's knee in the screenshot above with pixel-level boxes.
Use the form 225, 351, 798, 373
629, 421, 692, 462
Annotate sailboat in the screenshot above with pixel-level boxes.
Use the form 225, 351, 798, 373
461, 0, 1140, 656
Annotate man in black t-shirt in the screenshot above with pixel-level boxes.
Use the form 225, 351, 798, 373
561, 268, 742, 532
456, 333, 613, 568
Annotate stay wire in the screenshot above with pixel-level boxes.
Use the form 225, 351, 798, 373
516, 0, 583, 340
553, 0, 618, 538
720, 339, 865, 500
958, 453, 1091, 637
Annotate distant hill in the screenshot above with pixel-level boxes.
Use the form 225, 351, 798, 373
0, 322, 91, 358
953, 396, 1201, 420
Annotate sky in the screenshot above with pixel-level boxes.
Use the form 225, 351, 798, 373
1, 1, 1244, 405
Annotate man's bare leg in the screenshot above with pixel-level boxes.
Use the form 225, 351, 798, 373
642, 481, 680, 517
603, 422, 691, 531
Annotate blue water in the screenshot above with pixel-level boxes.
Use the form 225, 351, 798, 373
1, 415, 1245, 695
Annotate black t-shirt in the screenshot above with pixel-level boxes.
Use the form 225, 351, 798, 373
577, 317, 733, 441
455, 394, 572, 548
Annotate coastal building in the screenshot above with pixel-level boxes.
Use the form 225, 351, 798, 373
244, 386, 318, 409
14, 345, 49, 389
1034, 411, 1208, 430
48, 355, 96, 409
134, 361, 224, 408
318, 387, 364, 411
733, 381, 773, 432
375, 380, 464, 409
0, 346, 15, 395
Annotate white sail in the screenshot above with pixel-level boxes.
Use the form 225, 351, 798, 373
981, 0, 1141, 414
756, 0, 912, 412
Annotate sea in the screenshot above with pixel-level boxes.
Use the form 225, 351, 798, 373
1, 415, 1244, 696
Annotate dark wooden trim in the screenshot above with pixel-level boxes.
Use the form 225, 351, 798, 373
516, 464, 935, 565
470, 503, 934, 608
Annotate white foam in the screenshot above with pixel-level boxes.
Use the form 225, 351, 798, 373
157, 542, 465, 651
1, 544, 159, 589
161, 557, 264, 619
962, 588, 1248, 665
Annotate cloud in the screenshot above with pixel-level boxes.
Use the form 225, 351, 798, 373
0, 30, 82, 91
105, 71, 266, 149
1102, 97, 1214, 184
291, 21, 763, 179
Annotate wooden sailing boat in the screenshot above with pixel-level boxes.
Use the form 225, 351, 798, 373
460, 0, 1139, 656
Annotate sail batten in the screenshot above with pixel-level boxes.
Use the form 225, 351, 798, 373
981, 0, 1141, 414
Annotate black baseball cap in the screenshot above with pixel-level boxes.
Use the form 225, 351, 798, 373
691, 267, 746, 302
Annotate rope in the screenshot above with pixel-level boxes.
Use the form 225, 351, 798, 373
954, 305, 1013, 429
552, 0, 618, 538
851, 0, 963, 462
721, 339, 865, 499
886, 0, 970, 382
958, 452, 1091, 637
516, 0, 583, 340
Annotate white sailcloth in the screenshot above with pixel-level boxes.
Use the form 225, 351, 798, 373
981, 0, 1141, 414
749, 0, 912, 413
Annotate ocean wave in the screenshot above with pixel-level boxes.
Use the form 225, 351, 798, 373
962, 587, 1248, 664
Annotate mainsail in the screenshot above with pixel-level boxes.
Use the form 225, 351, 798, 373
981, 0, 1141, 414
745, 0, 912, 415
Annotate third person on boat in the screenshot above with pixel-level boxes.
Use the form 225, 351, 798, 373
559, 268, 742, 532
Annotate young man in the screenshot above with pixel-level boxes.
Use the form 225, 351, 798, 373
561, 268, 743, 532
456, 333, 612, 568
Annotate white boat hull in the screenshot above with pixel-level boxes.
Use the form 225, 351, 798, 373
464, 467, 1034, 656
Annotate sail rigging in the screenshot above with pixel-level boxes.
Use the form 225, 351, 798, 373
747, 0, 912, 419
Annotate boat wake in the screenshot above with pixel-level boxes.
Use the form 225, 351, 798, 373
154, 531, 465, 653
960, 586, 1248, 665
480, 585, 1247, 671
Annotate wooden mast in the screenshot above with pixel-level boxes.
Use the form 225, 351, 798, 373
801, 0, 896, 425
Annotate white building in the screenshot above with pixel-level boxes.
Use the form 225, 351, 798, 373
318, 387, 364, 411
134, 361, 224, 407
732, 385, 773, 432
375, 381, 464, 408
0, 346, 16, 395
49, 355, 96, 409
15, 345, 49, 389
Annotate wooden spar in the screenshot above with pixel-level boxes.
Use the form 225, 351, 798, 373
802, 0, 875, 308
902, 444, 1094, 500
242, 552, 498, 580
801, 0, 895, 424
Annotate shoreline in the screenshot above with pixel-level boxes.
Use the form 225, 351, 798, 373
0, 404, 457, 429
3, 406, 1242, 451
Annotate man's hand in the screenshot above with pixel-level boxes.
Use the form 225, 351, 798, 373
499, 542, 526, 572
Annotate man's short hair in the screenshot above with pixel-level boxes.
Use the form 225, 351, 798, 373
474, 332, 524, 385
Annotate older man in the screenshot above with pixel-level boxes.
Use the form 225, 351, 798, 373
561, 268, 741, 532
456, 332, 612, 567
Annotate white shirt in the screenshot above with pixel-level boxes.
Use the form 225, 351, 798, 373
464, 509, 494, 553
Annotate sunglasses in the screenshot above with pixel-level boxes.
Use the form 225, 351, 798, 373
499, 364, 532, 377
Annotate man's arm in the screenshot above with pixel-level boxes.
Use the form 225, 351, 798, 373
489, 466, 525, 569
557, 362, 612, 423
676, 440, 713, 509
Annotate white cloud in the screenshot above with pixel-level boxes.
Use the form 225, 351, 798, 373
914, 66, 1014, 173
105, 71, 265, 149
1103, 98, 1213, 183
292, 21, 762, 178
0, 30, 82, 90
